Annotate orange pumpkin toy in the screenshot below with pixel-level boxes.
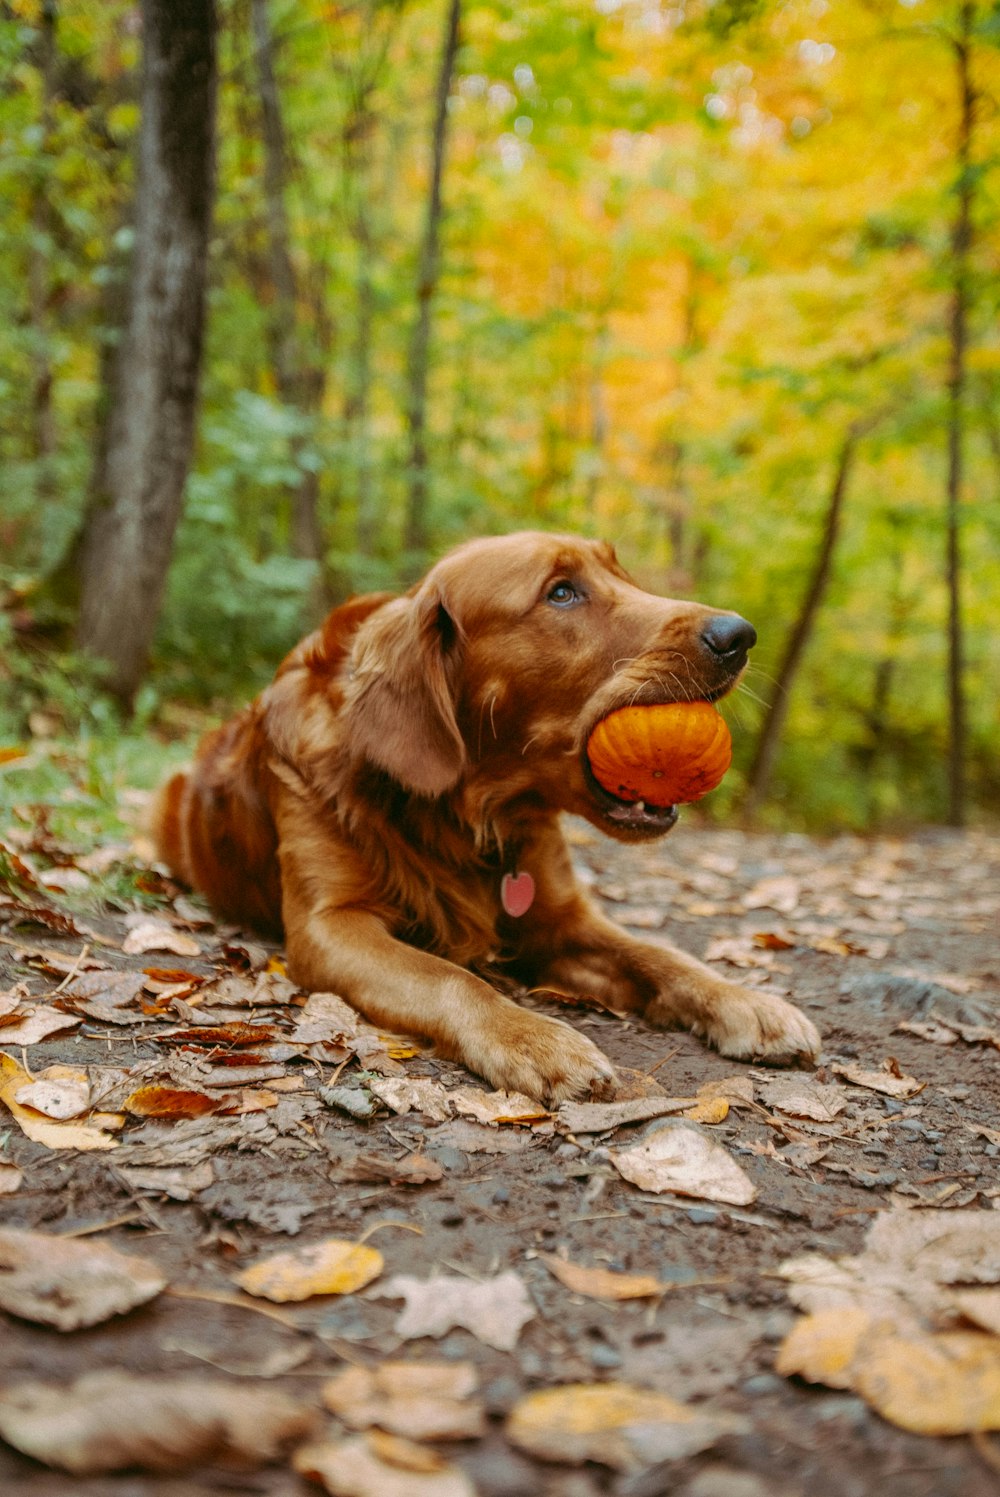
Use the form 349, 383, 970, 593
586, 701, 732, 806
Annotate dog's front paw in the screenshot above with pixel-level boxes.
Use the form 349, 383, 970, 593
471, 1009, 617, 1105
702, 987, 821, 1066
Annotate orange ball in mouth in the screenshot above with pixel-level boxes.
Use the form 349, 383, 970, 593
586, 701, 733, 807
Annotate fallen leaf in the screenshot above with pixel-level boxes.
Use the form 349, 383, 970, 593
0, 1162, 23, 1194
322, 1361, 484, 1440
376, 1271, 535, 1351
506, 1382, 740, 1471
742, 876, 801, 914
124, 1085, 231, 1119
13, 1075, 91, 1120
345, 1152, 444, 1186
558, 1095, 690, 1134
776, 1311, 1000, 1435
294, 1433, 475, 1496
538, 1254, 669, 1301
235, 1238, 383, 1302
832, 1061, 925, 1098
756, 1075, 846, 1122
0, 1371, 313, 1473
122, 920, 201, 957
610, 1121, 756, 1205
0, 1228, 167, 1329
682, 1096, 729, 1124
0, 1004, 82, 1044
369, 1077, 452, 1122
449, 1085, 549, 1125
114, 1161, 215, 1201
950, 1289, 1000, 1335
0, 1054, 121, 1151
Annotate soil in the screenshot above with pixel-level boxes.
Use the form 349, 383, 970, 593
1, 820, 998, 1497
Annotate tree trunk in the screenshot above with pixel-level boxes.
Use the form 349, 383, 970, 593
402, 0, 461, 565
742, 427, 862, 818
76, 0, 217, 705
28, 0, 58, 503
944, 0, 974, 827
250, 0, 329, 609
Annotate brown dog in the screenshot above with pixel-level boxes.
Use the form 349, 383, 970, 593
154, 531, 820, 1101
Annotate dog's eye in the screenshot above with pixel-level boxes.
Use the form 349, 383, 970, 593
546, 580, 580, 607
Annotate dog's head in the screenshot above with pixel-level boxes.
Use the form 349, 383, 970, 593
342, 531, 754, 840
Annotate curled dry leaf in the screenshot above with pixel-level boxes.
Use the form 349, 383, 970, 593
322, 1361, 484, 1440
831, 1061, 925, 1099
122, 920, 202, 957
14, 1073, 91, 1120
610, 1121, 756, 1205
369, 1077, 452, 1122
506, 1382, 740, 1472
235, 1237, 383, 1302
557, 1095, 689, 1134
0, 1228, 167, 1330
538, 1254, 669, 1301
0, 1004, 82, 1045
376, 1271, 535, 1352
756, 1075, 846, 1123
294, 1433, 475, 1497
682, 1096, 730, 1124
449, 1086, 549, 1125
114, 1161, 214, 1202
0, 1371, 314, 1474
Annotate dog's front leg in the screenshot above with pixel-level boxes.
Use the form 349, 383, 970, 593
511, 853, 820, 1065
284, 903, 616, 1105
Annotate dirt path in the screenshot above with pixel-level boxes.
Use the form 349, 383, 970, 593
1, 822, 998, 1496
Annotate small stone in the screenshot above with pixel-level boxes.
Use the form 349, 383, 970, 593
492, 1186, 510, 1204
588, 1341, 623, 1370
687, 1207, 718, 1225
740, 1372, 783, 1397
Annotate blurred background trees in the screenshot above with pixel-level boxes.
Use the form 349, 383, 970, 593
1, 0, 998, 829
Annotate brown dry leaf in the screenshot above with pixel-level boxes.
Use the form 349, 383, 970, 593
742, 876, 801, 914
346, 1152, 444, 1186
369, 1077, 452, 1122
0, 1228, 167, 1329
114, 1161, 214, 1201
449, 1085, 549, 1125
294, 1433, 475, 1497
60, 970, 146, 1010
155, 1022, 279, 1048
557, 1095, 690, 1134
832, 1061, 925, 1099
0, 1371, 313, 1474
610, 1121, 756, 1205
775, 1306, 875, 1389
322, 1361, 484, 1441
0, 1003, 82, 1045
122, 920, 201, 957
538, 1254, 668, 1301
697, 1075, 756, 1107
0, 1162, 24, 1194
702, 936, 776, 970
235, 1238, 383, 1302
756, 1075, 846, 1123
376, 1271, 535, 1352
0, 1054, 121, 1151
124, 1085, 231, 1119
506, 1382, 740, 1471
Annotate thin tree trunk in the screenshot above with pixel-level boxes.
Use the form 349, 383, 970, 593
76, 0, 217, 705
250, 0, 328, 605
28, 0, 58, 501
742, 426, 863, 818
944, 0, 974, 827
402, 0, 461, 564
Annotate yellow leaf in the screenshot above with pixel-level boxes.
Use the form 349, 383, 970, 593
235, 1238, 383, 1302
775, 1307, 874, 1389
538, 1255, 667, 1301
506, 1382, 731, 1471
855, 1332, 1000, 1436
0, 1055, 120, 1152
682, 1097, 730, 1124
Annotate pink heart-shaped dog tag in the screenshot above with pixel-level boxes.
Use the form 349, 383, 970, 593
501, 871, 535, 918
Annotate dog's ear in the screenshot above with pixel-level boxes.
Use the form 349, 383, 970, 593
342, 588, 465, 796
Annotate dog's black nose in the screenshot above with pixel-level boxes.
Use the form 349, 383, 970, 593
701, 613, 757, 659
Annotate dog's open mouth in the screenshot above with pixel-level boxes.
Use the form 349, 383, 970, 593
581, 759, 680, 834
